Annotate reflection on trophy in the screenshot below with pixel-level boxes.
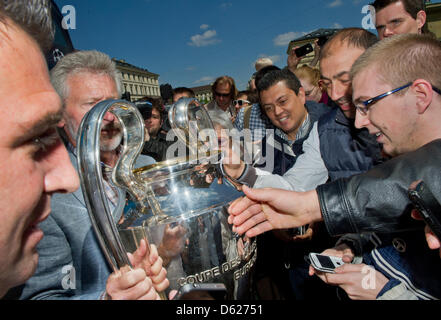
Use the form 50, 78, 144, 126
77, 98, 256, 299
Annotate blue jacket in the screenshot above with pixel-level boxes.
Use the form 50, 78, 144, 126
367, 231, 440, 300
339, 230, 440, 300
257, 101, 330, 175
317, 107, 384, 181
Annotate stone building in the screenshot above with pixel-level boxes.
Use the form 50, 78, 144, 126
191, 84, 213, 104
113, 58, 160, 101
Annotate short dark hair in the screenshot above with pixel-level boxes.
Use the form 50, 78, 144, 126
256, 69, 302, 95
254, 65, 281, 90
320, 28, 378, 61
257, 69, 303, 122
173, 87, 195, 98
371, 0, 430, 34
0, 0, 54, 52
236, 90, 259, 104
142, 97, 164, 122
151, 102, 164, 123
371, 0, 424, 19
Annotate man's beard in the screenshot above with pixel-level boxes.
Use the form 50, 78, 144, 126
99, 122, 123, 152
148, 126, 160, 138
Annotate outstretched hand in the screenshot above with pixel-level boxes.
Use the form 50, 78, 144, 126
227, 185, 322, 238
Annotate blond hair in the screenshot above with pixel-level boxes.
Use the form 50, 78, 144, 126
350, 34, 441, 91
293, 65, 321, 87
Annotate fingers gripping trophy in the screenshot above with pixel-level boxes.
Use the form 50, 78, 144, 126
77, 98, 256, 299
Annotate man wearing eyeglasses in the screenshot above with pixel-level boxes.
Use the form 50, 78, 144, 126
205, 75, 238, 123
223, 28, 384, 300
221, 28, 385, 300
228, 34, 441, 300
223, 28, 383, 193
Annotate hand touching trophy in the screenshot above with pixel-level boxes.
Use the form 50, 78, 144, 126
77, 98, 256, 299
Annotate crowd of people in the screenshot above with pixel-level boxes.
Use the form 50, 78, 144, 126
0, 0, 440, 301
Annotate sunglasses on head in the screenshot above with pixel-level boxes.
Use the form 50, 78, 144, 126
214, 91, 231, 97
233, 99, 251, 107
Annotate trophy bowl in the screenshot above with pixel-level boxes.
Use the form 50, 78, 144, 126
77, 98, 256, 299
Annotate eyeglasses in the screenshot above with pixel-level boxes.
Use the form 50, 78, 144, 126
214, 91, 231, 98
233, 99, 251, 107
354, 82, 412, 115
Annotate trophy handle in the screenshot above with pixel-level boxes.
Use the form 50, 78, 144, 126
168, 97, 216, 155
77, 99, 140, 271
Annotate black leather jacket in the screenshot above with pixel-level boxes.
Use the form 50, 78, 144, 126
141, 132, 173, 162
316, 139, 441, 236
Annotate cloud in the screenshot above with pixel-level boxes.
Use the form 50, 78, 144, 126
332, 22, 343, 29
193, 76, 215, 85
200, 24, 209, 30
185, 66, 196, 71
328, 0, 343, 7
273, 31, 307, 46
220, 2, 232, 9
188, 29, 221, 47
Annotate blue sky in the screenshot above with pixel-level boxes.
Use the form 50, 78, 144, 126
52, 0, 433, 90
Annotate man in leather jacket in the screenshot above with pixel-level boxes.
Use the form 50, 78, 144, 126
228, 33, 441, 300
141, 102, 173, 162
228, 34, 441, 271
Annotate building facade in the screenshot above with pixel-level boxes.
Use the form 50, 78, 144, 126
286, 28, 340, 67
191, 84, 213, 104
427, 1, 441, 40
113, 59, 160, 101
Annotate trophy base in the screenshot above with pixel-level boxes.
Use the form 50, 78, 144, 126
119, 204, 256, 300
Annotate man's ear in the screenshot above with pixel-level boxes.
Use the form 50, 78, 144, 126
416, 10, 427, 33
412, 79, 433, 114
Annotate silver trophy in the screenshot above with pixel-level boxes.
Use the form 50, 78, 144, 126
76, 98, 256, 299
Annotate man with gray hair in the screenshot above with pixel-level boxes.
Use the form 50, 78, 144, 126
255, 57, 273, 72
11, 50, 169, 300
0, 0, 80, 298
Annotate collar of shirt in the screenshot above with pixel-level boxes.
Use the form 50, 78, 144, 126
276, 112, 311, 146
68, 142, 121, 208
